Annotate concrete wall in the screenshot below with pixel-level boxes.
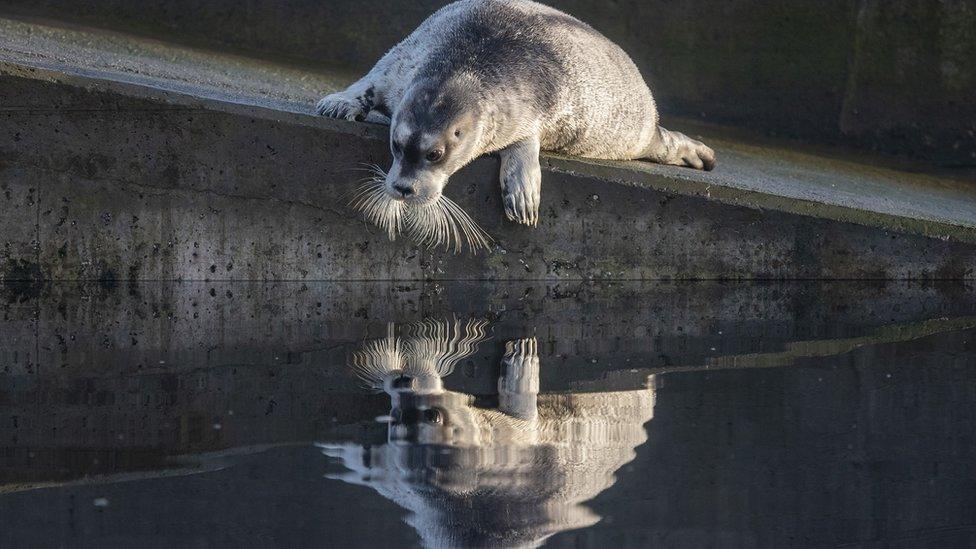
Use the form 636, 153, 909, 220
2, 68, 975, 281
1, 0, 973, 166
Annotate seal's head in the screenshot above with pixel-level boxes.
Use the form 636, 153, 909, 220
386, 78, 487, 204
350, 77, 492, 253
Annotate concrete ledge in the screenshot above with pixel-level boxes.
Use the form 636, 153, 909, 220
1, 21, 976, 280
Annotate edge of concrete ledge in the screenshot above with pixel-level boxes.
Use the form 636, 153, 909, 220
545, 156, 976, 245
3, 57, 976, 247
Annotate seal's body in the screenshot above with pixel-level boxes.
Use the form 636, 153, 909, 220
318, 0, 714, 231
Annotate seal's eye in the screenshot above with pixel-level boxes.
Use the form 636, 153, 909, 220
426, 149, 444, 163
454, 129, 461, 138
423, 408, 444, 424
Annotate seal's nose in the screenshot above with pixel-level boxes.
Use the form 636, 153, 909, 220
391, 374, 413, 389
392, 183, 414, 198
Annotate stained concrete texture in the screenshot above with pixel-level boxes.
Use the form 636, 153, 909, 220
1, 17, 976, 280
0, 1, 973, 166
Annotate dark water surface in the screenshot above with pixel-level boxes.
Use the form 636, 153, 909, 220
1, 281, 974, 548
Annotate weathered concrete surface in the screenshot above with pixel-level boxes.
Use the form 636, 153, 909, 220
1, 57, 975, 280
0, 16, 354, 114
1, 281, 975, 546
1, 1, 973, 166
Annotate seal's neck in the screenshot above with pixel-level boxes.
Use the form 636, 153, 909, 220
478, 82, 542, 153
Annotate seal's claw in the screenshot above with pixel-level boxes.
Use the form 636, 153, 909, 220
697, 144, 717, 172
503, 188, 539, 226
682, 142, 715, 171
503, 337, 539, 367
504, 194, 518, 222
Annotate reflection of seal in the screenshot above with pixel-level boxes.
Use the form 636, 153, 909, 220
319, 319, 656, 548
318, 0, 715, 248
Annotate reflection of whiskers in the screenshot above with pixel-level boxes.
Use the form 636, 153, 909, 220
348, 163, 492, 254
351, 322, 405, 390
351, 318, 489, 390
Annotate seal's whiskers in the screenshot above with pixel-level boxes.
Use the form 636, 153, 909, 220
351, 318, 489, 389
352, 323, 405, 389
348, 165, 405, 240
440, 195, 492, 253
405, 199, 458, 253
406, 317, 488, 376
347, 165, 492, 253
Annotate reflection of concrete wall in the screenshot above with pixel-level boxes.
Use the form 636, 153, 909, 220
1, 0, 973, 165
2, 281, 975, 484
3, 72, 975, 282
2, 281, 974, 382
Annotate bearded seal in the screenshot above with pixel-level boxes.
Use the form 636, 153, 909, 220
317, 0, 715, 249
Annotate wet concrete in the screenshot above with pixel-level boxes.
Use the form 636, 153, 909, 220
0, 281, 974, 546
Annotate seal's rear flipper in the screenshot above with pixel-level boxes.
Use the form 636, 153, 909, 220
641, 126, 716, 171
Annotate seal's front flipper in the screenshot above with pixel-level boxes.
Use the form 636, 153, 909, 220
316, 82, 383, 123
499, 337, 540, 421
499, 137, 542, 227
